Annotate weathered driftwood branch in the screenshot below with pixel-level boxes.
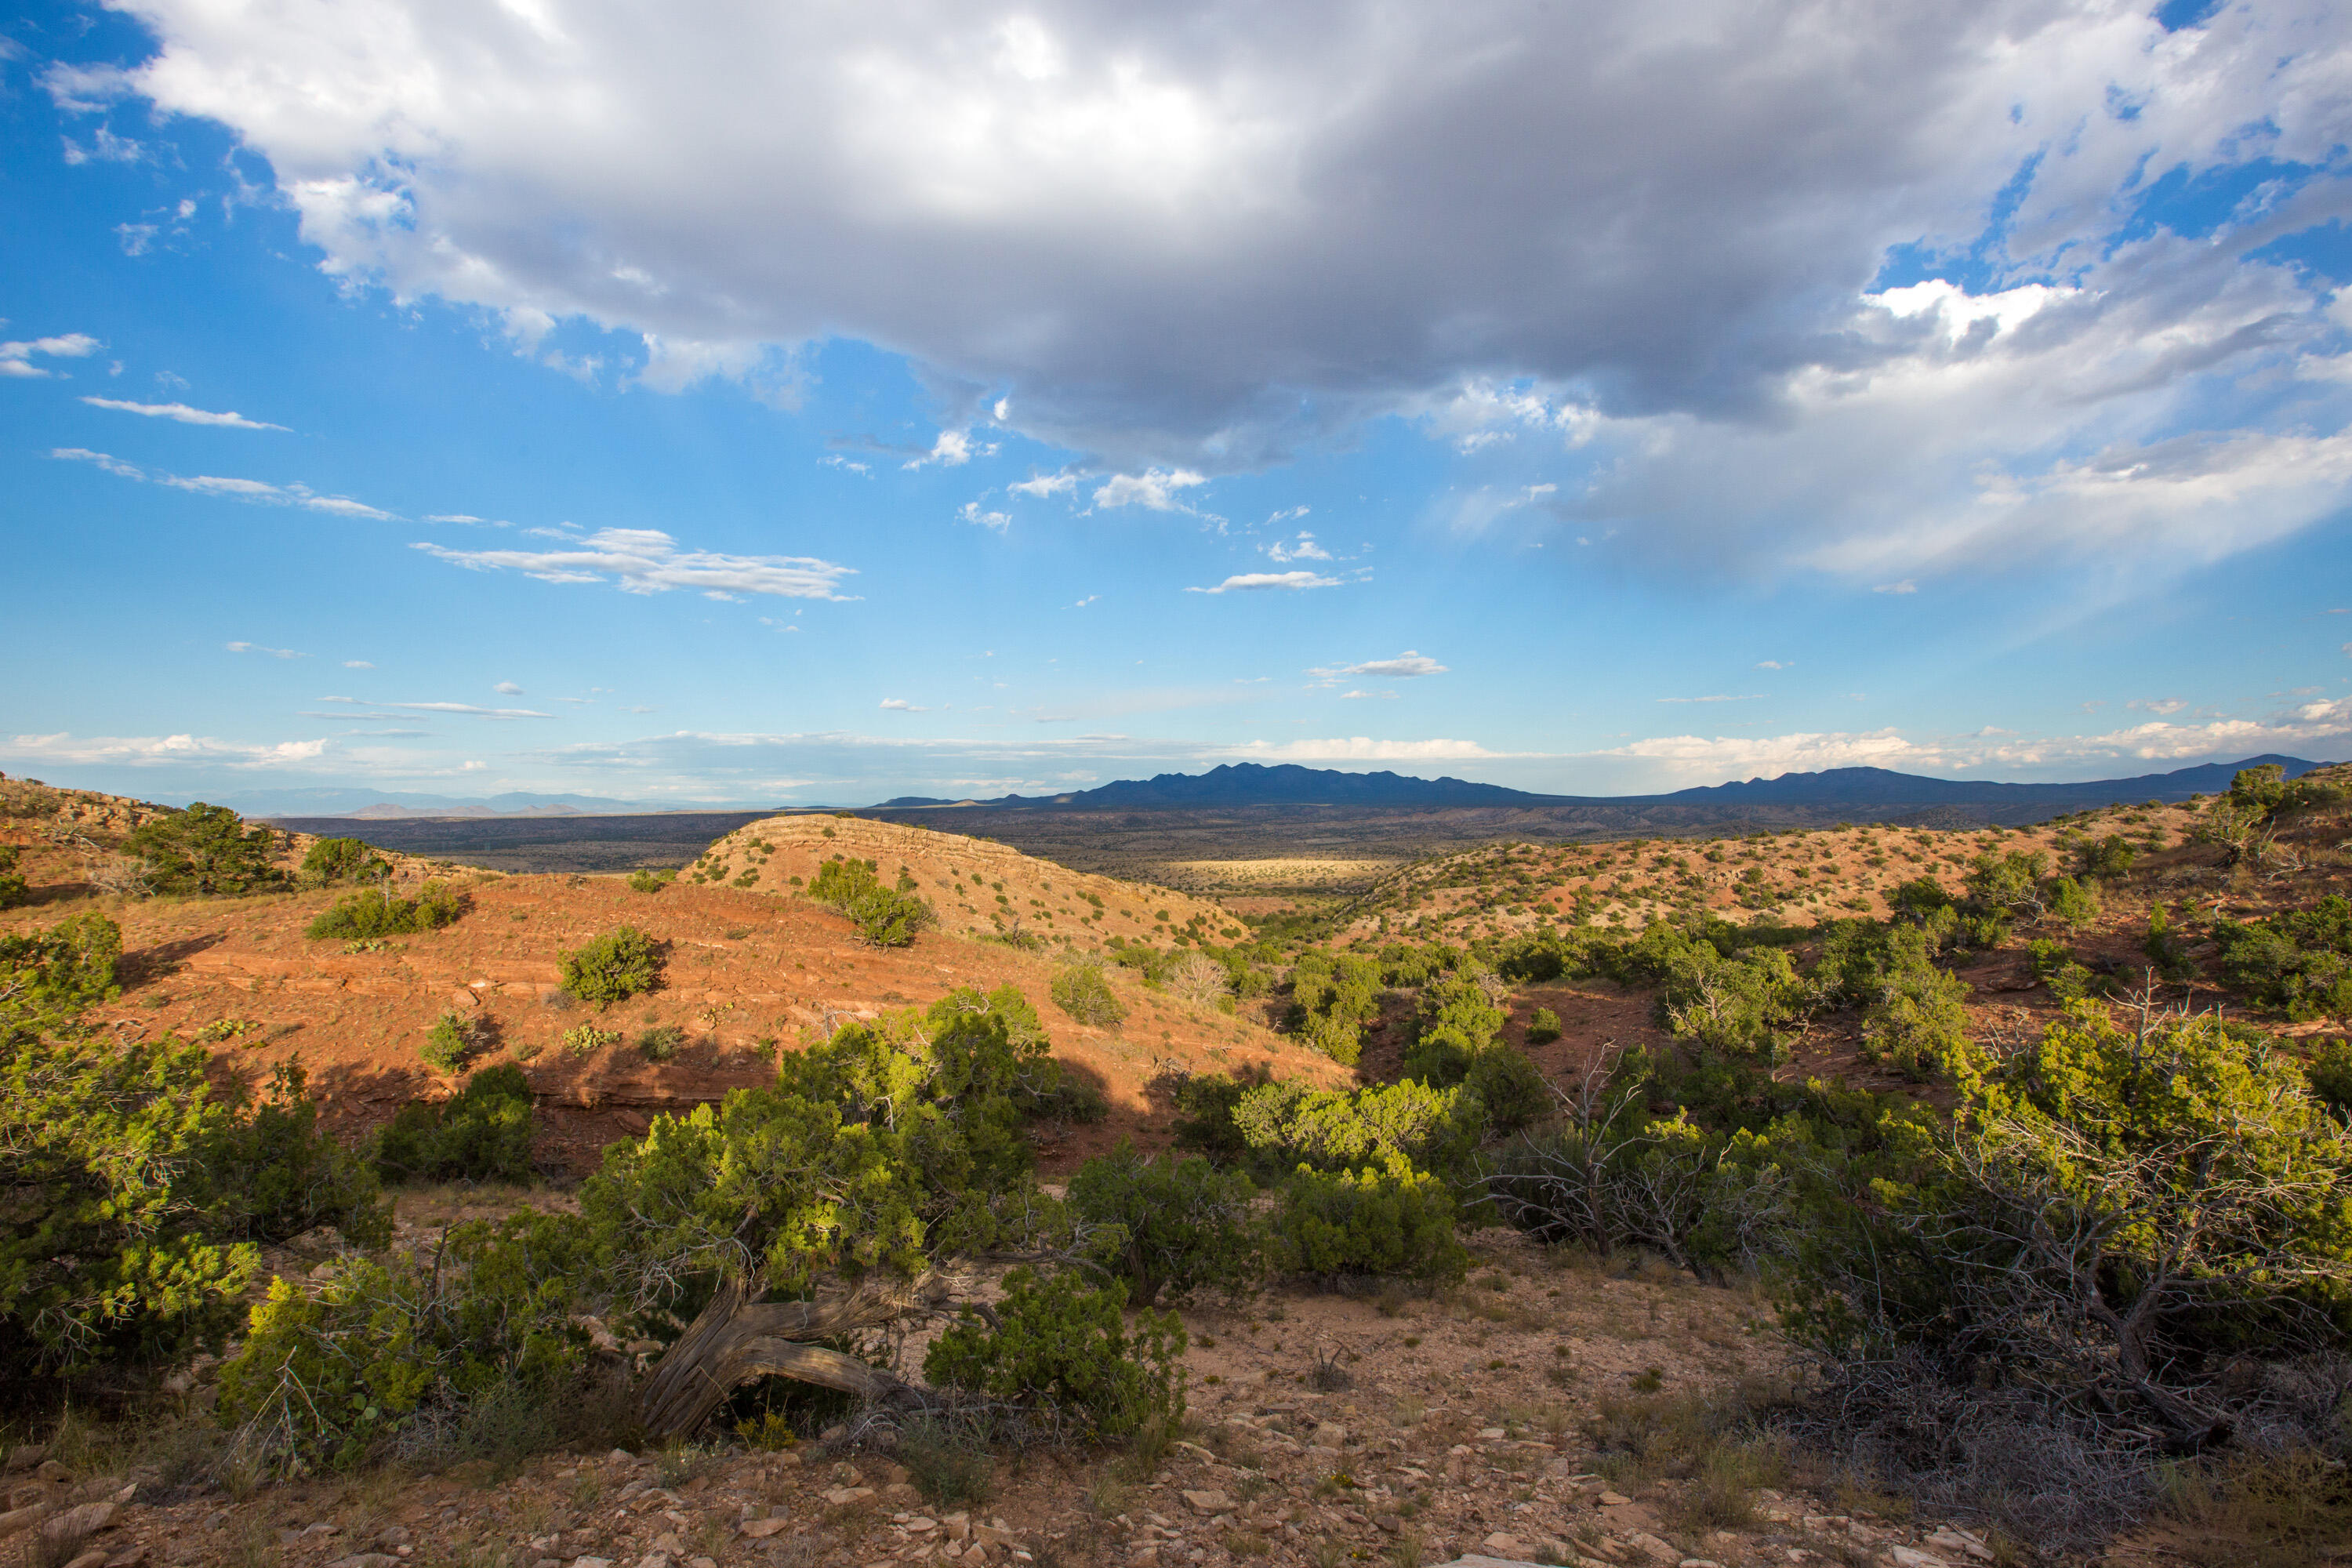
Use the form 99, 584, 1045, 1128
636, 1273, 949, 1438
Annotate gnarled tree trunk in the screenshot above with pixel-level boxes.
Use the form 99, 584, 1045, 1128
635, 1273, 948, 1439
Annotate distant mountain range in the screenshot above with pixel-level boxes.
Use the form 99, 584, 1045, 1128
876, 755, 2328, 817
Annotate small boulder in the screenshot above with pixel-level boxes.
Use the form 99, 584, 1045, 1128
1179, 1490, 1231, 1515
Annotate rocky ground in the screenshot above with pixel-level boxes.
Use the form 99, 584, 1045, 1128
10, 1231, 2005, 1568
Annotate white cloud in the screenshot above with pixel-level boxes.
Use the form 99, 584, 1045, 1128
495, 681, 524, 695
79, 396, 289, 430
0, 731, 332, 768
412, 528, 857, 601
1073, 593, 1098, 608
822, 455, 871, 475
1093, 468, 1208, 512
226, 641, 306, 659
1341, 651, 1446, 678
1591, 698, 2352, 784
1871, 580, 1917, 596
2129, 697, 2187, 715
1264, 531, 1331, 563
343, 659, 375, 668
1755, 660, 1790, 670
904, 428, 994, 469
879, 698, 929, 712
57, 0, 2352, 583
1266, 506, 1310, 526
0, 333, 100, 377
1185, 570, 1341, 593
1009, 471, 1078, 499
956, 500, 1011, 532
1338, 689, 1396, 700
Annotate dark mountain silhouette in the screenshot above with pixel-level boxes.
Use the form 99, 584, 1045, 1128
874, 754, 2324, 815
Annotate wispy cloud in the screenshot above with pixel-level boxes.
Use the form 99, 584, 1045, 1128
1756, 660, 1791, 670
0, 731, 332, 768
495, 681, 524, 695
412, 528, 857, 601
386, 702, 551, 720
1186, 571, 1340, 594
957, 500, 1011, 532
53, 446, 394, 518
1657, 693, 1766, 704
343, 659, 375, 669
1340, 651, 1446, 678
0, 332, 100, 378
1339, 689, 1397, 700
1264, 531, 1332, 563
80, 396, 288, 430
879, 698, 930, 713
1872, 580, 1918, 595
1229, 736, 1513, 761
226, 641, 306, 659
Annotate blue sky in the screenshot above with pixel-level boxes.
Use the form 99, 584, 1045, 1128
5, 0, 2351, 810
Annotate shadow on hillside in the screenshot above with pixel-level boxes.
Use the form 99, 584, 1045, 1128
304, 1058, 435, 1118
118, 931, 224, 989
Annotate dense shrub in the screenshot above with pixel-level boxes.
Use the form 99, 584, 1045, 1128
1483, 1111, 1798, 1282
1525, 1006, 1563, 1044
0, 844, 25, 909
125, 802, 285, 896
559, 926, 664, 1007
2072, 833, 2136, 882
299, 836, 383, 884
808, 857, 934, 947
0, 912, 122, 1035
1069, 1142, 1264, 1305
216, 1210, 598, 1472
1648, 931, 1806, 1061
1289, 951, 1385, 1065
2045, 874, 2100, 929
1232, 1077, 1484, 1177
1780, 1002, 2352, 1505
626, 868, 677, 894
1168, 1068, 1259, 1160
2, 1026, 387, 1377
2308, 1038, 2352, 1121
2211, 897, 2352, 1021
1817, 920, 1972, 1080
1465, 1042, 1552, 1132
1049, 961, 1128, 1027
583, 985, 1059, 1299
1404, 970, 1506, 1083
924, 1268, 1185, 1439
1272, 1157, 1469, 1286
376, 1064, 535, 1184
2027, 938, 2099, 1003
2143, 901, 2196, 982
306, 880, 464, 940
636, 1024, 687, 1062
419, 1010, 490, 1074
200, 1062, 391, 1249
